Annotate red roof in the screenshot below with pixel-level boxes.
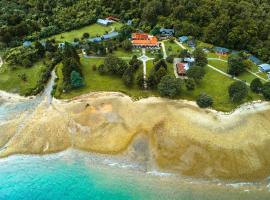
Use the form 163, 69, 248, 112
131, 33, 158, 46
106, 16, 120, 21
177, 63, 186, 75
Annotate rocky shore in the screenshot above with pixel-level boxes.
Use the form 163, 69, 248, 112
1, 92, 270, 181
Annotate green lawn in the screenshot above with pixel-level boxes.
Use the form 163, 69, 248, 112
208, 60, 228, 72
50, 23, 123, 43
55, 57, 158, 99
0, 61, 46, 95
181, 67, 261, 111
112, 48, 141, 58
55, 56, 262, 112
164, 41, 183, 55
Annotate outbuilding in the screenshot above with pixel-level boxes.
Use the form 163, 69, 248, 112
23, 41, 32, 48
160, 28, 174, 37
259, 64, 270, 72
179, 36, 188, 43
97, 19, 113, 26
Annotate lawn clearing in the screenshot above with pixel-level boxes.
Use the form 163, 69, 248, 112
181, 67, 261, 112
112, 48, 141, 58
0, 61, 46, 95
50, 23, 122, 43
164, 40, 183, 55
55, 57, 158, 99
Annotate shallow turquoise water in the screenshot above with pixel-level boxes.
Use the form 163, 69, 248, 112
0, 151, 269, 200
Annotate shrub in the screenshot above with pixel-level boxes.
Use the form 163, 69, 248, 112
196, 93, 213, 108
250, 78, 263, 93
185, 78, 196, 91
228, 81, 248, 102
262, 82, 270, 100
166, 55, 174, 63
158, 75, 182, 98
98, 64, 107, 75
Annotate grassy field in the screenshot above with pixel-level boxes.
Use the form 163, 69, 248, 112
164, 41, 183, 55
50, 23, 123, 43
55, 57, 158, 99
112, 48, 141, 58
0, 61, 46, 95
181, 67, 261, 111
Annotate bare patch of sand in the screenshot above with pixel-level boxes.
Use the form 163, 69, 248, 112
1, 92, 270, 181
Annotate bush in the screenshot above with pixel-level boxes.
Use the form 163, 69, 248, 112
250, 78, 263, 93
262, 82, 270, 100
98, 64, 107, 75
136, 72, 145, 89
228, 81, 248, 102
186, 66, 205, 83
70, 71, 84, 89
22, 58, 33, 68
166, 55, 174, 63
196, 93, 213, 108
185, 78, 196, 90
158, 75, 182, 98
92, 64, 97, 71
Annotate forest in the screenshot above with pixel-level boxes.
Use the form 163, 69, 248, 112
0, 0, 269, 62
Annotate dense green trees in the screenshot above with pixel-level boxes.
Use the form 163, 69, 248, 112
158, 75, 182, 98
71, 71, 84, 89
228, 81, 248, 102
193, 48, 208, 67
196, 93, 213, 108
1, 0, 269, 63
186, 66, 205, 83
262, 82, 270, 100
227, 53, 249, 76
250, 78, 263, 94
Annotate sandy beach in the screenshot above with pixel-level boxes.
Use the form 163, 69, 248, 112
1, 91, 270, 181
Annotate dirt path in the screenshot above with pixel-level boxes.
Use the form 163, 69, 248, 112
161, 41, 167, 59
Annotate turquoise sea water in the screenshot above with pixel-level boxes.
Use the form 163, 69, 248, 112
0, 150, 269, 200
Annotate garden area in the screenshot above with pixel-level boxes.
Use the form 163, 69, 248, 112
0, 61, 46, 95
49, 23, 123, 43
55, 57, 158, 99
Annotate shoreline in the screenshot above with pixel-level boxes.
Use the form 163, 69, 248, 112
1, 148, 269, 193
1, 91, 270, 181
1, 89, 270, 114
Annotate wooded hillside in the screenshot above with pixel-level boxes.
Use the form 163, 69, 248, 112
0, 0, 269, 62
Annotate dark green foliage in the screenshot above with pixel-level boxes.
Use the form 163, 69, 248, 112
70, 71, 84, 89
104, 55, 128, 76
179, 49, 190, 59
34, 41, 45, 58
185, 78, 196, 91
228, 81, 248, 102
227, 53, 247, 76
262, 82, 270, 100
98, 64, 107, 75
0, 0, 269, 63
121, 39, 132, 51
193, 48, 207, 67
136, 72, 145, 89
186, 66, 205, 83
158, 75, 182, 98
196, 93, 213, 108
22, 58, 32, 68
166, 55, 174, 63
18, 73, 27, 82
250, 78, 263, 94
83, 32, 90, 39
122, 67, 134, 87
154, 59, 167, 71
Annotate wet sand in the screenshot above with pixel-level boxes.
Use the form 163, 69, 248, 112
1, 92, 270, 181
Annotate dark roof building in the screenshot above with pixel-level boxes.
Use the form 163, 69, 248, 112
88, 32, 119, 43
160, 28, 174, 36
248, 55, 262, 65
214, 47, 230, 54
